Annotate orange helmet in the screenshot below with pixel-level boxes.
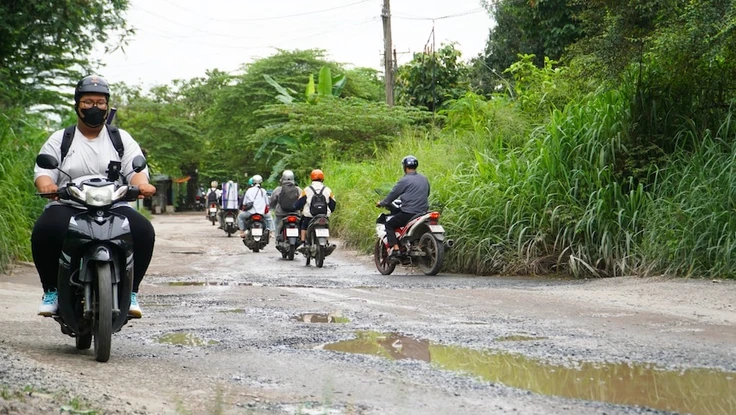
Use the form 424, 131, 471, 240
310, 169, 324, 181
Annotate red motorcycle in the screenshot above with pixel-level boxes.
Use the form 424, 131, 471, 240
374, 200, 453, 276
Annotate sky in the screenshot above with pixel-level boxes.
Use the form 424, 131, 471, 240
98, 0, 494, 88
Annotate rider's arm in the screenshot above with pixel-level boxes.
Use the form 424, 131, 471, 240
269, 187, 280, 209
35, 175, 57, 193
380, 178, 406, 207
293, 190, 307, 211
328, 197, 336, 212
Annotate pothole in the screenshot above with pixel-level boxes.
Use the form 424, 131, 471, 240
293, 313, 350, 323
320, 331, 734, 415
495, 335, 547, 342
155, 332, 219, 346
169, 251, 205, 255
166, 281, 253, 286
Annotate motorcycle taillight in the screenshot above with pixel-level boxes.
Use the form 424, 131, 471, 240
210, 203, 217, 208
252, 215, 262, 221
287, 216, 298, 223
317, 217, 327, 225
429, 211, 440, 225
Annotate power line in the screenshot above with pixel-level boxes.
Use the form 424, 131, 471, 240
393, 7, 486, 21
157, 0, 371, 23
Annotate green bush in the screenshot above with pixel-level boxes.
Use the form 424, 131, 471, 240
0, 110, 48, 273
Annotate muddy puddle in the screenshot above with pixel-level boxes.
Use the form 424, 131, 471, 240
322, 332, 734, 415
292, 313, 350, 323
156, 332, 219, 347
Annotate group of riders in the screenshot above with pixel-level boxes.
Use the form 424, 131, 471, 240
203, 168, 337, 253
30, 75, 431, 320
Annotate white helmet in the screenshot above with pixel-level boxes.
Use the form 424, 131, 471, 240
281, 170, 295, 184
210, 180, 218, 188
252, 174, 263, 184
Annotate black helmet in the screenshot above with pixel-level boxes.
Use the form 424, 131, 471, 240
402, 155, 419, 169
74, 75, 110, 103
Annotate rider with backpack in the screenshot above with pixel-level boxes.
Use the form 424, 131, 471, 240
292, 169, 336, 247
269, 170, 302, 241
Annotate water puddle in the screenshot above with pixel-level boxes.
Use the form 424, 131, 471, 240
169, 251, 204, 255
166, 281, 252, 287
293, 313, 350, 323
496, 335, 547, 342
322, 332, 734, 415
156, 332, 219, 347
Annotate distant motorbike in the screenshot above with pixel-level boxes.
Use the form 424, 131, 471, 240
207, 203, 218, 225
35, 153, 148, 362
275, 214, 300, 260
302, 214, 336, 268
242, 213, 270, 252
374, 199, 453, 276
222, 209, 239, 237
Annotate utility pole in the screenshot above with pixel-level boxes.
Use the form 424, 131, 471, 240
381, 0, 394, 106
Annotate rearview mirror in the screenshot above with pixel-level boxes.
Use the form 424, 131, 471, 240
132, 155, 147, 173
36, 154, 59, 170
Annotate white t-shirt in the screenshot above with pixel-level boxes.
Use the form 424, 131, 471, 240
243, 185, 269, 215
34, 126, 149, 188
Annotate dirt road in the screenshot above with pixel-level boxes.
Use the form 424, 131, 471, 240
1, 212, 735, 414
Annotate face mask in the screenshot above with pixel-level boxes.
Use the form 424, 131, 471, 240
79, 106, 107, 128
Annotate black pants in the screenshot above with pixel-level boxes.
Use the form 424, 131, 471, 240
31, 205, 155, 293
385, 212, 416, 247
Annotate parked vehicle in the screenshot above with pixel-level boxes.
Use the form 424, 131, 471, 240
35, 153, 147, 362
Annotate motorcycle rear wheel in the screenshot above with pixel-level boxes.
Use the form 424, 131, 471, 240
374, 239, 396, 275
316, 245, 325, 268
93, 262, 113, 362
418, 233, 444, 276
287, 244, 295, 261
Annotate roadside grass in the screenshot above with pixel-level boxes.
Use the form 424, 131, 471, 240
328, 91, 736, 279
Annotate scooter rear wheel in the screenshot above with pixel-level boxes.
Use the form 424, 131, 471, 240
287, 244, 295, 261
75, 332, 92, 350
316, 245, 325, 268
93, 262, 113, 362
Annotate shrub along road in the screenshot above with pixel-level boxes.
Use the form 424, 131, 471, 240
0, 212, 734, 415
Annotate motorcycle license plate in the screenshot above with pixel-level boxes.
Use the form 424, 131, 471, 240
315, 228, 330, 238
286, 228, 299, 237
429, 225, 445, 233
225, 217, 234, 223
209, 208, 217, 213
252, 228, 263, 237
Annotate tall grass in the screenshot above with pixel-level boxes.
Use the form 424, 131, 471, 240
0, 110, 48, 273
329, 90, 736, 279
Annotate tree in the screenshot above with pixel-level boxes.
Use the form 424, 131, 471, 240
474, 0, 582, 94
0, 0, 133, 110
395, 44, 469, 112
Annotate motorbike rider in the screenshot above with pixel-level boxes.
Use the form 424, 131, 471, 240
293, 169, 336, 249
238, 174, 270, 238
269, 170, 302, 241
204, 180, 221, 218
218, 180, 239, 229
32, 75, 156, 317
376, 155, 430, 258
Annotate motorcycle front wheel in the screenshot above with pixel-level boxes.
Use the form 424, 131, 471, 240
417, 233, 444, 276
93, 262, 113, 362
374, 239, 396, 275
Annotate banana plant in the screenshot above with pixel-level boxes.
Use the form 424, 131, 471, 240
264, 66, 347, 105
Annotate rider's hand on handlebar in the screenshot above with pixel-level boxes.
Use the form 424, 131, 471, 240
375, 201, 382, 208
38, 183, 59, 199
137, 183, 156, 199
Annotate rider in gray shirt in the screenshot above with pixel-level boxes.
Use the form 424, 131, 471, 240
376, 155, 430, 257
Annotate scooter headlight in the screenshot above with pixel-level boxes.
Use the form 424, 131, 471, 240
83, 185, 114, 207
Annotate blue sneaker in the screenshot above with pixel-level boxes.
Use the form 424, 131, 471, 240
38, 290, 58, 317
128, 292, 142, 318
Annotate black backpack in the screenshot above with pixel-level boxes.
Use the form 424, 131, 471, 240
309, 186, 328, 216
279, 183, 300, 212
61, 125, 124, 163
207, 190, 218, 204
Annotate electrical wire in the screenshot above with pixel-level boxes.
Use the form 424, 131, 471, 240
157, 0, 371, 23
392, 7, 486, 21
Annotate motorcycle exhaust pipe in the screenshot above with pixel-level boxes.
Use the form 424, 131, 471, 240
445, 239, 455, 250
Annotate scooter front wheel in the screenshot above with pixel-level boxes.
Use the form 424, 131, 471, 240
93, 262, 113, 362
374, 239, 396, 275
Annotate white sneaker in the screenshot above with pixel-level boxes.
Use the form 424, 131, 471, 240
38, 290, 58, 317
128, 292, 142, 318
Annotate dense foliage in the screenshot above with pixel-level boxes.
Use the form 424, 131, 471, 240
3, 1, 736, 279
